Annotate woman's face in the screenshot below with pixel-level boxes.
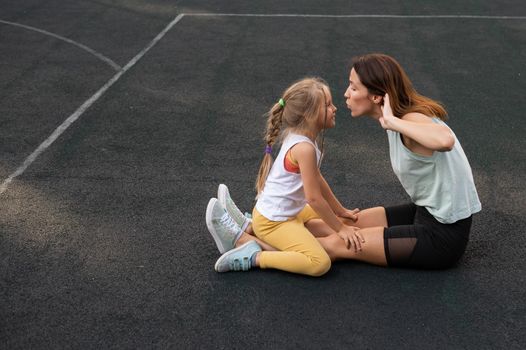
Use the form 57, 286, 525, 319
318, 86, 337, 129
344, 68, 376, 117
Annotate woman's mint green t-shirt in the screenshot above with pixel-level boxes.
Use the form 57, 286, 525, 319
387, 118, 481, 224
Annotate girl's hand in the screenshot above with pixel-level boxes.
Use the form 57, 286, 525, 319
338, 208, 360, 222
379, 93, 397, 130
337, 225, 365, 252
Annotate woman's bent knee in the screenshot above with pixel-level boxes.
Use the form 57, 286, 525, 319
318, 234, 344, 258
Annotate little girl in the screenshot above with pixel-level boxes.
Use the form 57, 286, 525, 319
206, 77, 362, 276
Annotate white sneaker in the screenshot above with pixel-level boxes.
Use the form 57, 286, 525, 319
218, 184, 251, 232
214, 241, 261, 272
206, 198, 242, 254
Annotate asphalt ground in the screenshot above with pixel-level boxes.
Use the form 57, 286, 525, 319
1, 1, 525, 349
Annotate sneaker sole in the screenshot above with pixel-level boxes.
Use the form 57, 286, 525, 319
217, 184, 228, 209
218, 184, 248, 230
205, 198, 228, 254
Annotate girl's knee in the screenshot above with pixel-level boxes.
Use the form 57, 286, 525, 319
307, 252, 331, 277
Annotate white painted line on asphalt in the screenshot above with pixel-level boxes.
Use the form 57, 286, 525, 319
0, 14, 185, 195
0, 19, 122, 71
185, 13, 526, 20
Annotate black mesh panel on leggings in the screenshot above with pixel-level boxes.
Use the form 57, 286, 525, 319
386, 237, 417, 265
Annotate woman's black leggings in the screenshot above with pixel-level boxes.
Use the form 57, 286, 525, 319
383, 203, 472, 269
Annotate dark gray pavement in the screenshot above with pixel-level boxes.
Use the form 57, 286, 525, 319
1, 1, 525, 348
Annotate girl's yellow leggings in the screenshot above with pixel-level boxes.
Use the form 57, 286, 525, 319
252, 205, 331, 277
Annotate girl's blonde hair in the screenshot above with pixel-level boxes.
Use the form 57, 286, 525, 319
255, 77, 328, 194
352, 53, 447, 120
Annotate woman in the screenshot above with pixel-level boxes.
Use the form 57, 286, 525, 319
333, 53, 482, 268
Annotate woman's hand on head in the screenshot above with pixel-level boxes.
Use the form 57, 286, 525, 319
379, 93, 397, 130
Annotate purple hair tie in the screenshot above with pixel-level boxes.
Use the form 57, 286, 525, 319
265, 145, 272, 154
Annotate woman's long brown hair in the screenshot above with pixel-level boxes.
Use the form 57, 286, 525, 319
352, 54, 447, 120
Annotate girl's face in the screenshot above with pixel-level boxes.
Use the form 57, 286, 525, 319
344, 68, 376, 117
318, 86, 337, 129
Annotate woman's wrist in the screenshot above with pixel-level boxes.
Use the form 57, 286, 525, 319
335, 207, 346, 217
386, 114, 402, 131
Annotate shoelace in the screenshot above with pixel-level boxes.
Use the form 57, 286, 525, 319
219, 212, 240, 237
